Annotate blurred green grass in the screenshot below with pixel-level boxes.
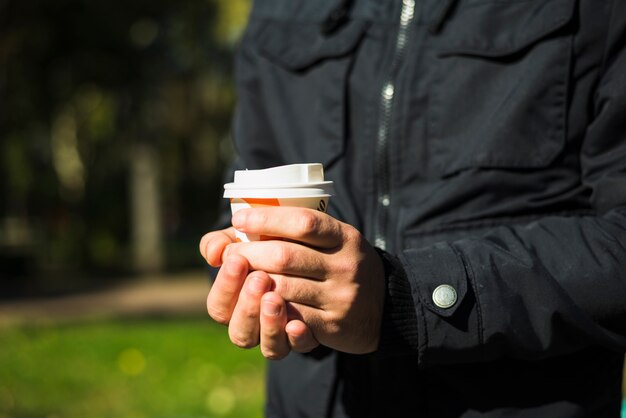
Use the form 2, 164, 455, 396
0, 318, 265, 418
0, 318, 624, 418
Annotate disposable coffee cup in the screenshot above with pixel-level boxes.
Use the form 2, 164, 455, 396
223, 163, 334, 242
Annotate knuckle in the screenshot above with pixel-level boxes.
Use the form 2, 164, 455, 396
325, 320, 342, 337
335, 258, 359, 276
343, 225, 361, 245
263, 326, 284, 340
336, 285, 357, 307
320, 311, 342, 335
297, 212, 318, 236
271, 245, 292, 271
241, 303, 261, 320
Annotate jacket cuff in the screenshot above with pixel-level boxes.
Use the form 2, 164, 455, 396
375, 248, 420, 356
399, 242, 481, 366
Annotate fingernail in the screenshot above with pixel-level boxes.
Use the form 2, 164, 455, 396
248, 275, 268, 295
222, 244, 231, 260
289, 332, 302, 342
226, 259, 244, 276
262, 300, 281, 316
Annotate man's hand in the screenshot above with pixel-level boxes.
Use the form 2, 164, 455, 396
226, 207, 386, 354
200, 227, 319, 358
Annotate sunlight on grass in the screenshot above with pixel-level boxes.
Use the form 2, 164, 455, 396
0, 319, 623, 417
0, 319, 265, 418
118, 348, 147, 376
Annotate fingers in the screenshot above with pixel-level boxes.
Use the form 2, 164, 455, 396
228, 273, 321, 357
270, 273, 325, 307
228, 271, 272, 348
227, 240, 328, 280
199, 227, 237, 267
232, 207, 344, 249
285, 320, 319, 353
228, 270, 322, 358
259, 292, 290, 360
206, 254, 248, 325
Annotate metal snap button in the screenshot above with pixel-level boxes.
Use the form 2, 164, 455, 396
432, 284, 457, 309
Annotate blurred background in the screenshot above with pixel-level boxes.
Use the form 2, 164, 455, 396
0, 0, 246, 289
0, 0, 267, 417
0, 1, 624, 417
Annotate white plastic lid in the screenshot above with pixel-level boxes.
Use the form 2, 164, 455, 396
224, 187, 332, 198
223, 164, 334, 197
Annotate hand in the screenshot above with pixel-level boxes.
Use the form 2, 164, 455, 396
199, 227, 319, 358
226, 206, 386, 354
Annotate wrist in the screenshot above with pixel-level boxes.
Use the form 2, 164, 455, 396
374, 248, 420, 357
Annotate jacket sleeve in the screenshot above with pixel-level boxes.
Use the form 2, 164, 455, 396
382, 2, 626, 366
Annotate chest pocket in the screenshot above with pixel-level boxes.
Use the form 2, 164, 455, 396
427, 0, 576, 177
245, 1, 368, 168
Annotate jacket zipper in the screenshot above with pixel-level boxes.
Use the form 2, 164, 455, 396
374, 0, 416, 250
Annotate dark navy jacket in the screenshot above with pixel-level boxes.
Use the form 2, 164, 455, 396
227, 0, 626, 416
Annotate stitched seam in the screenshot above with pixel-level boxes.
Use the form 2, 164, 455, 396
451, 244, 485, 359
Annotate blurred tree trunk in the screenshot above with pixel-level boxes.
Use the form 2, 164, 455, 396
130, 142, 163, 274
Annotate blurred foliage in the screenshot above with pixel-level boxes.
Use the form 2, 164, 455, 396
0, 318, 265, 417
0, 0, 251, 291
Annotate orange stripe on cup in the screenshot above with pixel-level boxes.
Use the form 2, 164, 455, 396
230, 198, 281, 207
244, 198, 281, 207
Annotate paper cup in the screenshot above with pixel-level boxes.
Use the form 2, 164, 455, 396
223, 164, 334, 242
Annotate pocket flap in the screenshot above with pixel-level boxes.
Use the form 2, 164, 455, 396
437, 0, 576, 57
255, 20, 369, 71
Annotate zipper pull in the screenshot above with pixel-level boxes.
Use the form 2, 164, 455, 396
321, 0, 354, 36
